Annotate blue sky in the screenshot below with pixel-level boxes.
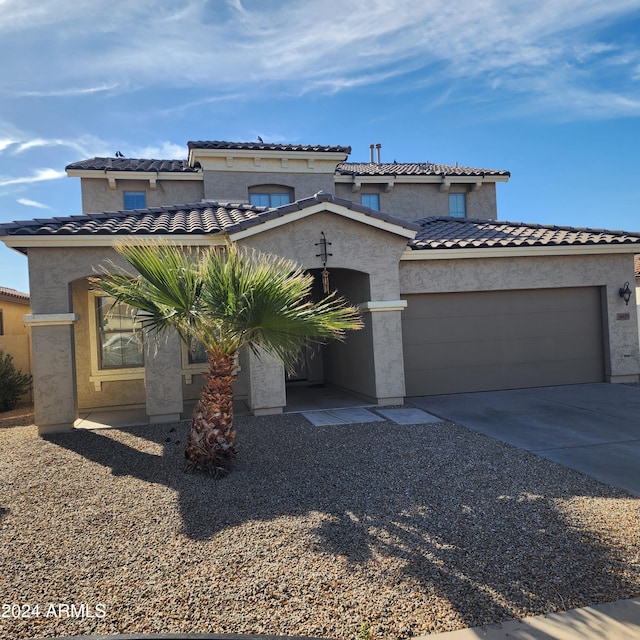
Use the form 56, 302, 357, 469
1, 0, 639, 293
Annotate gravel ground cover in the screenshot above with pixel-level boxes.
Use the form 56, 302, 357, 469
0, 410, 639, 640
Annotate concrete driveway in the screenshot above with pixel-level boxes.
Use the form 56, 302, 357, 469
410, 383, 640, 497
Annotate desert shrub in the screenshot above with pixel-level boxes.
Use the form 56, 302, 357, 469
0, 349, 32, 412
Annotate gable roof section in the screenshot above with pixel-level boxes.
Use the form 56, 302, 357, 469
338, 162, 510, 178
0, 193, 418, 251
405, 216, 640, 258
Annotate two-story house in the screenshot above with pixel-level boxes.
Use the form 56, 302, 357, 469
2, 140, 639, 434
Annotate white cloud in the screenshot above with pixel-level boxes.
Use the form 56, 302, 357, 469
17, 198, 51, 209
10, 83, 121, 98
0, 0, 639, 119
132, 141, 187, 160
0, 169, 66, 187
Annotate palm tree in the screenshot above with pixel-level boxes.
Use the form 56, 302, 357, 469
93, 241, 363, 473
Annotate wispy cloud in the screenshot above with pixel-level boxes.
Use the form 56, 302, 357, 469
0, 169, 66, 187
9, 83, 121, 98
17, 198, 51, 209
0, 0, 639, 119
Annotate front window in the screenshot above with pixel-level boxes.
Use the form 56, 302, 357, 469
96, 296, 144, 369
361, 193, 380, 210
249, 192, 292, 207
123, 191, 146, 210
188, 340, 208, 364
449, 193, 466, 218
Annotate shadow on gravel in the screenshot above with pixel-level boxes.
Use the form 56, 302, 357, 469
46, 415, 640, 630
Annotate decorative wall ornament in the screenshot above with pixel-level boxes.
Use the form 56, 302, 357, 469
315, 231, 333, 295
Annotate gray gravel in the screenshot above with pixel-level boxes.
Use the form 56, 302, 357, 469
0, 412, 639, 639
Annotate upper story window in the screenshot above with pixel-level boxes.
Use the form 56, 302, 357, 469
0, 310, 3, 335
248, 185, 293, 208
96, 296, 144, 369
361, 193, 380, 211
449, 193, 466, 218
123, 191, 146, 210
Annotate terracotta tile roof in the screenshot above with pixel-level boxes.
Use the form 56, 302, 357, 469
188, 140, 352, 154
0, 193, 417, 238
0, 286, 29, 302
65, 157, 197, 172
410, 216, 640, 250
338, 162, 510, 177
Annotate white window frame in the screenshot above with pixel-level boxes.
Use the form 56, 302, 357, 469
123, 191, 146, 210
180, 342, 241, 384
449, 193, 466, 218
361, 193, 380, 210
88, 291, 145, 391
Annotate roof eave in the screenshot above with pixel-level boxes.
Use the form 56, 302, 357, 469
401, 243, 640, 260
66, 169, 203, 181
334, 174, 510, 185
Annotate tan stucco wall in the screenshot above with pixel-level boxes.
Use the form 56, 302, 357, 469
203, 171, 335, 202
335, 182, 498, 221
1, 297, 33, 398
400, 252, 640, 381
80, 178, 204, 213
0, 298, 30, 335
239, 211, 408, 300
240, 211, 410, 402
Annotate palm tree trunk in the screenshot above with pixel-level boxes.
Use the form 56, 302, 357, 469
185, 350, 237, 472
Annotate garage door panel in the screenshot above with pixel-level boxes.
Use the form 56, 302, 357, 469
402, 287, 604, 396
407, 333, 604, 371
406, 356, 604, 396
403, 310, 602, 344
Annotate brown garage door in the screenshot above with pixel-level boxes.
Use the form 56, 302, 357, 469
402, 287, 605, 396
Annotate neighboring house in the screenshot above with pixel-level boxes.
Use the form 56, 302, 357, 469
1, 140, 639, 435
0, 286, 31, 401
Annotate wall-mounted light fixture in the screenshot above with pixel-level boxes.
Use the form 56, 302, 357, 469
619, 281, 632, 305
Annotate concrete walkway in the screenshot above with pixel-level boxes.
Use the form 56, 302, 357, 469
419, 597, 640, 639
411, 383, 640, 496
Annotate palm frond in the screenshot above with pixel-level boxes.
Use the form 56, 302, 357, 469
93, 240, 362, 370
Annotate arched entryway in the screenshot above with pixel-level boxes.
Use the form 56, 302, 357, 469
284, 267, 374, 409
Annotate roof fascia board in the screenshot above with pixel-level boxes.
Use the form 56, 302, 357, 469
0, 234, 228, 250
66, 169, 203, 182
229, 201, 417, 241
189, 148, 349, 165
401, 244, 640, 260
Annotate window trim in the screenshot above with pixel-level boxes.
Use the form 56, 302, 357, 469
248, 185, 294, 208
449, 192, 466, 218
123, 191, 147, 210
181, 341, 208, 385
88, 290, 144, 391
361, 193, 380, 211
180, 342, 241, 384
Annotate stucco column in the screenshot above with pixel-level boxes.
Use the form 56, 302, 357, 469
24, 314, 79, 435
359, 301, 407, 405
246, 347, 286, 416
144, 329, 183, 423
